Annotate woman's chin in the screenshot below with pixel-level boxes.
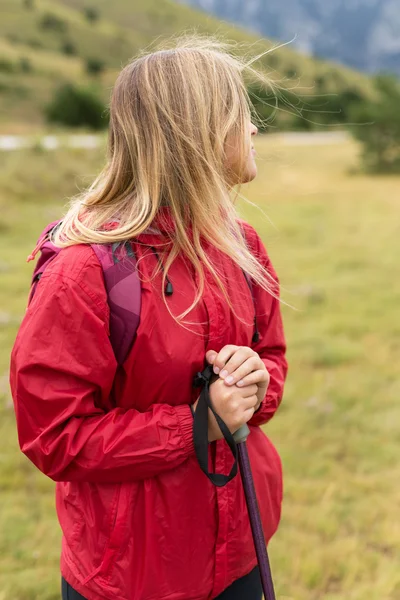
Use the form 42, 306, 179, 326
227, 162, 258, 187
241, 165, 258, 184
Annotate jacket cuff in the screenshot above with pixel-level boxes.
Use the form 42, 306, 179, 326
176, 405, 195, 457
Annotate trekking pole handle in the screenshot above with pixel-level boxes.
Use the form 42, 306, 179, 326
233, 424, 250, 444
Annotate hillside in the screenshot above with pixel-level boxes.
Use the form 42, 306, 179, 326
179, 0, 400, 75
0, 0, 374, 132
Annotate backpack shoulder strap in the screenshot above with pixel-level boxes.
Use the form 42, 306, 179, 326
28, 220, 63, 303
91, 242, 141, 368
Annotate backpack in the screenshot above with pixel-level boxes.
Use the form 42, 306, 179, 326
27, 220, 260, 368
27, 220, 141, 367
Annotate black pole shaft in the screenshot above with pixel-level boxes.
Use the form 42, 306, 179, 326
237, 441, 276, 600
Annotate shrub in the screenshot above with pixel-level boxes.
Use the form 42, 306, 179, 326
285, 66, 297, 79
349, 75, 400, 173
83, 7, 100, 23
40, 13, 68, 32
315, 74, 327, 90
19, 57, 32, 73
85, 58, 105, 76
62, 40, 77, 56
46, 83, 108, 130
27, 38, 43, 49
23, 0, 34, 8
0, 59, 15, 74
0, 57, 34, 74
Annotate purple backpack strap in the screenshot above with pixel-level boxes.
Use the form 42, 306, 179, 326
91, 243, 141, 367
29, 222, 141, 367
28, 220, 63, 303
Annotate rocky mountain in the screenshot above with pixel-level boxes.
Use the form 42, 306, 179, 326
178, 0, 400, 74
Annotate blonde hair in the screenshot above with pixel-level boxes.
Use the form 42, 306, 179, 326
53, 34, 279, 331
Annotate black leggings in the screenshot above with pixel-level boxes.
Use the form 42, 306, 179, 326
61, 567, 262, 600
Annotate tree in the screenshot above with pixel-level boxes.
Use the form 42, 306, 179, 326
46, 83, 108, 130
349, 75, 400, 173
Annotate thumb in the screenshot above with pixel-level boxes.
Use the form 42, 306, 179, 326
206, 350, 217, 364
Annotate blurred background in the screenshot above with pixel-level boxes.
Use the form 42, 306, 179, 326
0, 1, 399, 599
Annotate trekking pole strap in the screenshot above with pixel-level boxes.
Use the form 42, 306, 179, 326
192, 364, 238, 487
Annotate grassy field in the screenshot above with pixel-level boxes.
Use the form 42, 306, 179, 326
0, 0, 374, 131
0, 135, 399, 599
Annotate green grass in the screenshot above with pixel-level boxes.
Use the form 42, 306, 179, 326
239, 138, 400, 599
1, 136, 399, 599
0, 0, 374, 131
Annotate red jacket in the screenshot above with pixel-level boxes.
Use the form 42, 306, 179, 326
10, 211, 287, 600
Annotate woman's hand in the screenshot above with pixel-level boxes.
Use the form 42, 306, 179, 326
205, 345, 270, 411
192, 377, 259, 442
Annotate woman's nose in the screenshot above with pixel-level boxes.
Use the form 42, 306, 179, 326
251, 123, 258, 136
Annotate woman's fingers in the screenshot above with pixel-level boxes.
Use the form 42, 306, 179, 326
239, 384, 259, 399
208, 345, 255, 377
241, 407, 256, 424
206, 345, 239, 374
205, 346, 266, 389
222, 356, 262, 385
235, 369, 270, 389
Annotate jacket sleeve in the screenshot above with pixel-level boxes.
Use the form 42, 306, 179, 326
243, 224, 288, 427
9, 270, 194, 484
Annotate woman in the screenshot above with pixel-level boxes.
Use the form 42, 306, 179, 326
10, 36, 288, 600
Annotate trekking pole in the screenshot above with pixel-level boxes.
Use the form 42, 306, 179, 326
233, 425, 276, 600
193, 365, 276, 599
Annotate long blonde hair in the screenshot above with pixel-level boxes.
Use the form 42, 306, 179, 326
53, 34, 279, 330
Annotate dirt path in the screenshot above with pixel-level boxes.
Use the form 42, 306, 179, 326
0, 131, 349, 151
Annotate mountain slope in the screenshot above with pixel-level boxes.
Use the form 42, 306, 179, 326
179, 0, 400, 75
0, 0, 374, 132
